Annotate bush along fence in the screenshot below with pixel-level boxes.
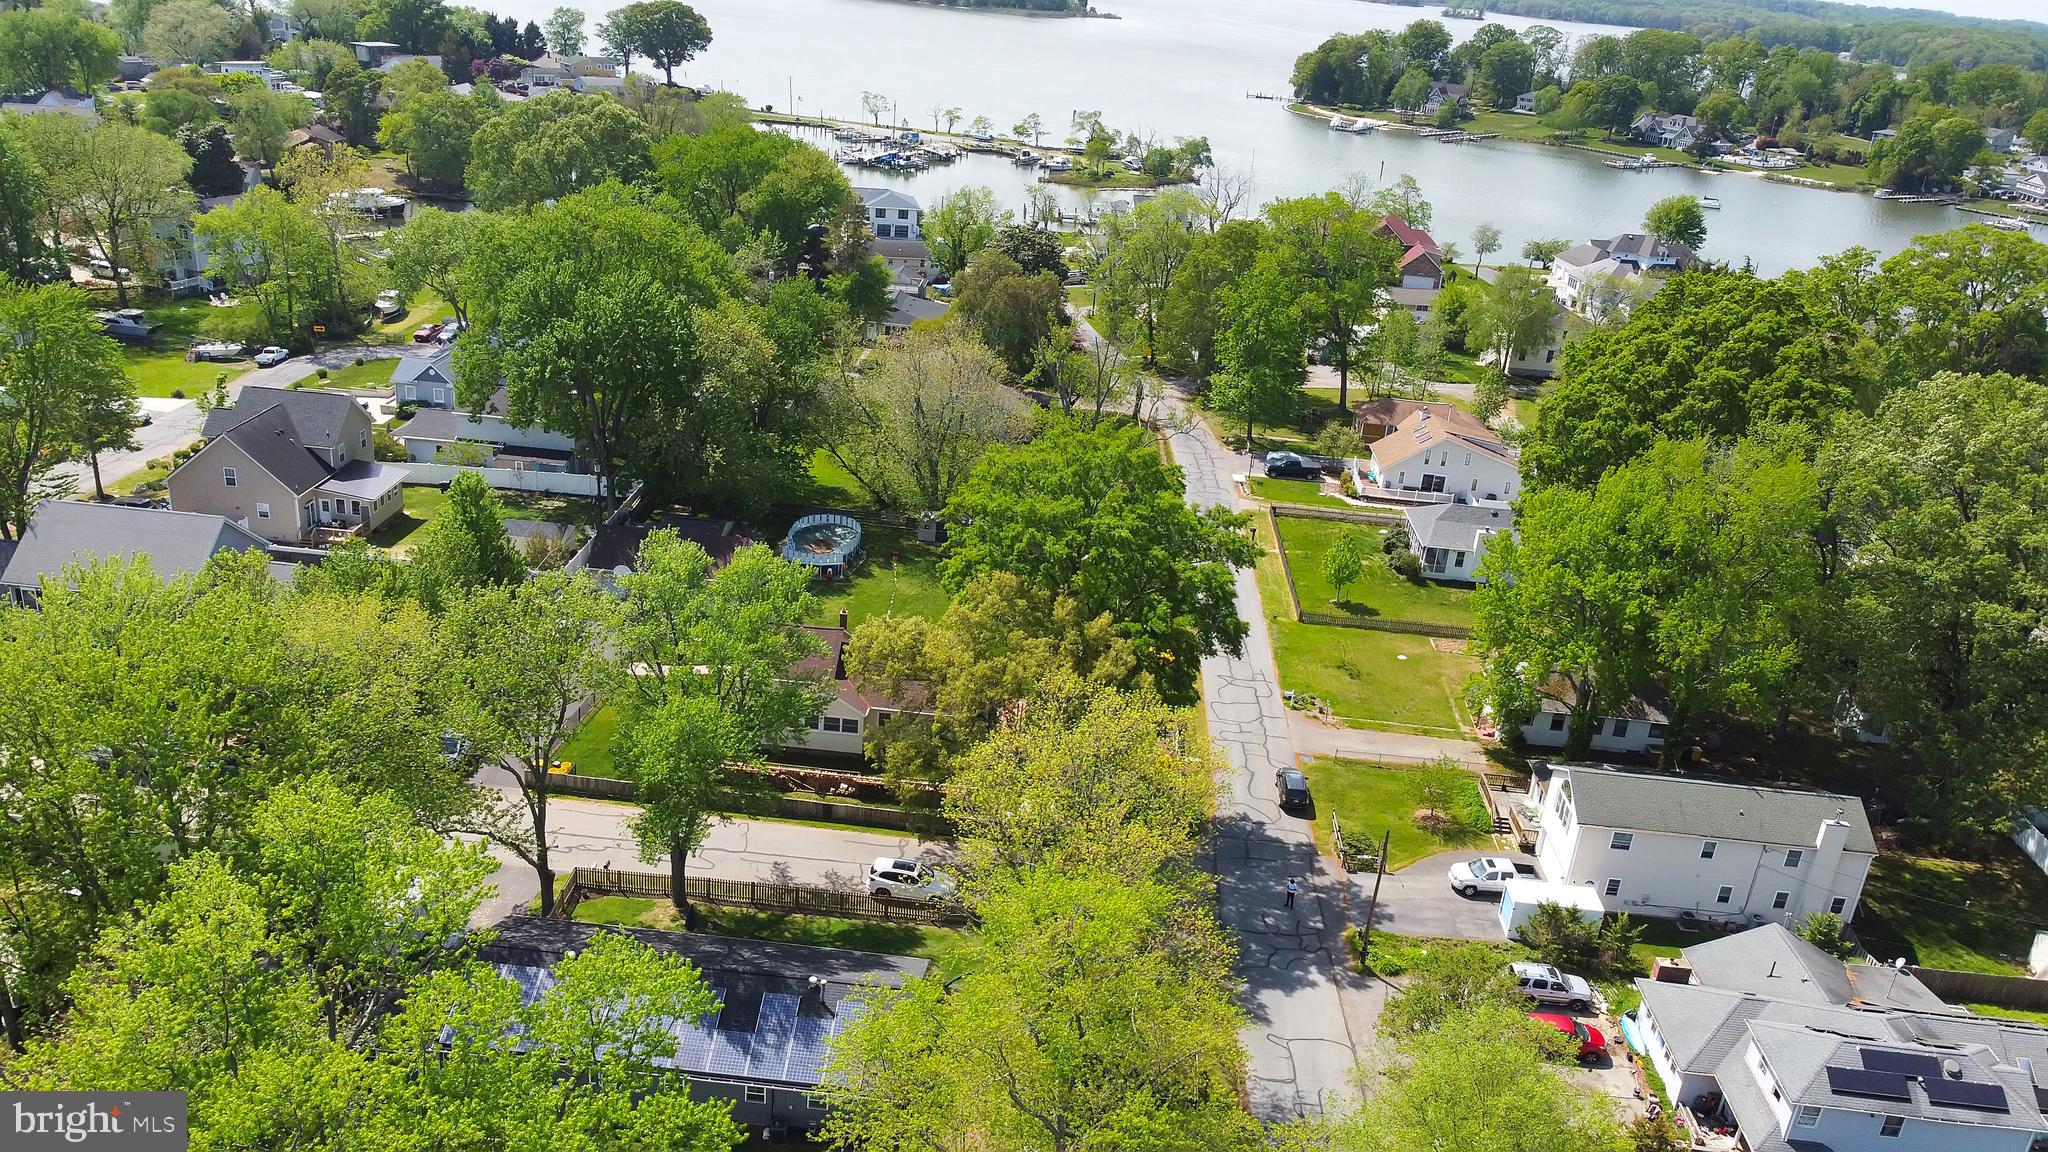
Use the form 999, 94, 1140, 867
543, 765, 953, 836
1267, 506, 1472, 639
561, 866, 976, 928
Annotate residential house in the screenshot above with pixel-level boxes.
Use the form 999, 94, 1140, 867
581, 514, 751, 578
0, 89, 97, 120
2017, 172, 2048, 208
481, 915, 927, 1134
170, 386, 406, 544
854, 186, 922, 240
153, 191, 247, 294
1365, 407, 1520, 501
1403, 502, 1513, 584
1375, 215, 1444, 289
209, 61, 284, 89
1513, 91, 1537, 113
872, 237, 935, 285
1547, 232, 1697, 320
268, 12, 303, 41
786, 612, 929, 758
392, 348, 459, 407
1632, 925, 2048, 1152
0, 501, 273, 606
1529, 762, 1877, 924
392, 386, 581, 472
1352, 398, 1490, 444
1385, 285, 1440, 320
285, 123, 346, 156
349, 41, 400, 67
1985, 126, 2018, 154
1493, 309, 1569, 379
1520, 683, 1671, 756
1419, 81, 1468, 117
873, 288, 948, 339
1632, 112, 1707, 151
116, 56, 161, 82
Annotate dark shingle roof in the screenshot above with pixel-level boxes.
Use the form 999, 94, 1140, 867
204, 386, 359, 449
1562, 765, 1876, 854
0, 501, 268, 588
212, 404, 335, 493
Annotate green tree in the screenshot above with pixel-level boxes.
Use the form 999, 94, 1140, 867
923, 184, 1008, 275
1213, 256, 1308, 449
0, 127, 47, 282
228, 86, 314, 170
71, 356, 143, 504
952, 248, 1063, 375
466, 90, 652, 211
378, 82, 495, 189
1265, 192, 1396, 410
1468, 265, 1558, 376
383, 206, 478, 329
610, 0, 711, 86
1389, 65, 1433, 113
197, 186, 338, 346
1013, 111, 1044, 145
1321, 528, 1373, 600
1795, 912, 1858, 961
823, 869, 1255, 1152
1871, 224, 2048, 385
2025, 109, 2048, 154
141, 0, 238, 64
942, 420, 1258, 703
1096, 190, 1200, 363
1378, 942, 1525, 1033
1520, 237, 1567, 267
180, 122, 243, 196
321, 57, 380, 145
1471, 221, 1503, 271
356, 0, 448, 52
990, 222, 1068, 279
19, 116, 194, 307
0, 284, 129, 536
1157, 217, 1267, 380
1573, 73, 1646, 137
1644, 194, 1707, 251
652, 122, 856, 269
0, 6, 119, 94
441, 571, 619, 916
408, 471, 527, 609
544, 4, 585, 54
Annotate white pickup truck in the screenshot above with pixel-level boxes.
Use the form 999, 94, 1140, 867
1446, 855, 1538, 897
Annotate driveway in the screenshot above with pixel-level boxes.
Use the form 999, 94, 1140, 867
1287, 713, 1489, 769
1357, 849, 1524, 942
1160, 377, 1377, 1121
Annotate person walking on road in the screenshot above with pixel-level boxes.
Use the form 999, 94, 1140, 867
1283, 878, 1299, 908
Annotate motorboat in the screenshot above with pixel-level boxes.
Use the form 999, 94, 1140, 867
1698, 196, 1723, 210
1041, 155, 1073, 173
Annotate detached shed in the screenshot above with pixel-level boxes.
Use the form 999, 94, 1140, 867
1499, 878, 1605, 938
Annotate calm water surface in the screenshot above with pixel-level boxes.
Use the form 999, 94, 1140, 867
506, 0, 1967, 272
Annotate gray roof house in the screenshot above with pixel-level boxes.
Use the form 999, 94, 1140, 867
876, 288, 949, 338
1631, 112, 1707, 151
171, 387, 406, 546
481, 915, 927, 1131
0, 500, 272, 604
1403, 502, 1513, 585
1633, 924, 2048, 1152
391, 349, 458, 406
854, 186, 923, 240
392, 386, 582, 473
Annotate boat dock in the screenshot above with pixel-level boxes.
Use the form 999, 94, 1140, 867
1605, 154, 1679, 171
1873, 191, 1963, 204
1420, 129, 1498, 144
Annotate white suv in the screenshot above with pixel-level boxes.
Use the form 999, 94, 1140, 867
868, 858, 956, 903
1509, 961, 1593, 1011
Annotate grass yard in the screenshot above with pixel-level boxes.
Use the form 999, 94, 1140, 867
1962, 1003, 2048, 1026
1275, 515, 1476, 628
1258, 533, 1477, 735
295, 357, 397, 390
1853, 851, 2048, 975
118, 300, 256, 398
558, 701, 635, 778
368, 483, 600, 555
1299, 757, 1491, 870
782, 452, 950, 627
365, 292, 454, 345
109, 463, 171, 496
572, 897, 975, 974
1247, 476, 1354, 510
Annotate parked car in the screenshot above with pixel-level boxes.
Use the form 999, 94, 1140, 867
253, 346, 291, 367
411, 321, 445, 343
133, 401, 152, 427
1262, 451, 1321, 480
1447, 856, 1536, 897
1275, 768, 1312, 812
868, 858, 955, 903
438, 731, 472, 763
1509, 961, 1593, 1011
1529, 1012, 1606, 1062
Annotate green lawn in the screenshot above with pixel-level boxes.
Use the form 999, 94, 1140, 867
1300, 757, 1491, 870
558, 701, 634, 778
1260, 534, 1477, 734
1853, 851, 2048, 975
1962, 1003, 2048, 1026
368, 483, 600, 555
1458, 111, 1700, 167
295, 357, 397, 390
365, 293, 453, 345
109, 463, 171, 496
1275, 515, 1476, 628
1247, 475, 1354, 510
119, 300, 255, 398
572, 896, 975, 973
780, 452, 949, 627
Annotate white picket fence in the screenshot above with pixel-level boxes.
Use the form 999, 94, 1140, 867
395, 462, 605, 497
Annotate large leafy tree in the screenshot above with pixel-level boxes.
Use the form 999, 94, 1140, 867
0, 126, 50, 282
609, 0, 711, 86
1096, 190, 1199, 363
653, 122, 857, 268
1523, 271, 1873, 490
383, 206, 479, 330
952, 248, 1064, 376
406, 471, 528, 611
1870, 225, 2048, 386
1265, 192, 1397, 410
466, 90, 653, 211
196, 186, 341, 347
1467, 265, 1559, 376
0, 283, 130, 537
823, 869, 1256, 1152
378, 82, 499, 190
923, 184, 1009, 276
1211, 255, 1308, 449
0, 6, 119, 94
942, 420, 1257, 703
1643, 194, 1707, 251
1157, 218, 1267, 380
18, 115, 194, 307
1819, 372, 2048, 832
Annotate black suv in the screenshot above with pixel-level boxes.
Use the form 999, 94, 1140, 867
1276, 768, 1312, 811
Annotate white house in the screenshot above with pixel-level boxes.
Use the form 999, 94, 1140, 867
1513, 91, 1537, 113
855, 186, 922, 240
1, 89, 97, 120
209, 61, 285, 89
1403, 501, 1512, 584
1530, 763, 1877, 925
872, 237, 935, 286
782, 613, 929, 758
1548, 233, 1698, 321
1366, 407, 1520, 501
2017, 173, 2048, 208
1521, 681, 1670, 755
1630, 926, 2048, 1152
391, 387, 582, 473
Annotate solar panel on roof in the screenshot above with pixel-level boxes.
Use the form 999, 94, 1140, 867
785, 1016, 832, 1084
709, 1029, 753, 1076
1923, 1078, 2009, 1112
1826, 1066, 1913, 1100
1862, 1048, 1943, 1079
748, 994, 801, 1080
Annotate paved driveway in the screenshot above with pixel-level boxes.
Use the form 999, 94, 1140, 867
1358, 849, 1528, 941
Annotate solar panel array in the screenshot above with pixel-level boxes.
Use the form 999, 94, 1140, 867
491, 965, 871, 1089
1861, 1048, 1942, 1079
1826, 1066, 1912, 1101
1923, 1077, 2010, 1113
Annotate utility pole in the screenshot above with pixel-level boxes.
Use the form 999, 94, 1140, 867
1359, 829, 1392, 958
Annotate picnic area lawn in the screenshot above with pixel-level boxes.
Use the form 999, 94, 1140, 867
367, 484, 600, 555
1275, 514, 1476, 628
1300, 757, 1490, 870
118, 300, 256, 398
1256, 535, 1477, 735
1852, 851, 2048, 975
294, 357, 397, 390
572, 898, 975, 974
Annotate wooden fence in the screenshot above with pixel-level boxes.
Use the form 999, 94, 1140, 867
563, 867, 975, 927
1267, 502, 1406, 527
1268, 507, 1473, 639
1905, 966, 2048, 1011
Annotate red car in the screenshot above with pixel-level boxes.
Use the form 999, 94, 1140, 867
411, 322, 445, 343
1529, 1012, 1606, 1063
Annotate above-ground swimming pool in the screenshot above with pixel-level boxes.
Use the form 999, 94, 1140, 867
782, 513, 863, 578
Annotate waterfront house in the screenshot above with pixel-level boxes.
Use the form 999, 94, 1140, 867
854, 186, 923, 240
1365, 407, 1519, 501
1513, 91, 1537, 113
1403, 501, 1512, 584
1631, 112, 1707, 151
1985, 127, 2017, 154
2017, 173, 2048, 208
1386, 285, 1440, 319
0, 501, 273, 606
170, 387, 405, 545
1548, 233, 1696, 320
1375, 215, 1445, 289
1529, 762, 1875, 925
1419, 81, 1467, 117
872, 237, 935, 285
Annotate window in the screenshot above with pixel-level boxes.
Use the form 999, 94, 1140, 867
1716, 885, 1734, 904
1603, 878, 1621, 896
1784, 849, 1804, 869
872, 208, 885, 219
1647, 723, 1666, 739
1545, 347, 1557, 363
897, 208, 909, 219
223, 466, 237, 487
805, 1093, 828, 1111
402, 384, 416, 400
1700, 840, 1717, 860
256, 503, 270, 519
350, 500, 362, 516
1879, 1115, 1904, 1138
431, 387, 445, 404
360, 431, 368, 449
1611, 719, 1630, 739
1830, 896, 1847, 915
1610, 832, 1633, 851
1772, 891, 1790, 910
1453, 551, 1466, 567
319, 499, 331, 513
1795, 1105, 1822, 1128
743, 1085, 769, 1105
1548, 712, 1567, 731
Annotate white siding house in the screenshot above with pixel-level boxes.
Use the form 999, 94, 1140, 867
854, 187, 922, 240
1403, 502, 1512, 584
1531, 763, 1876, 926
1520, 685, 1670, 756
1367, 408, 1520, 501
781, 617, 928, 759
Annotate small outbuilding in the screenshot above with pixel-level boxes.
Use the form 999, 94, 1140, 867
1498, 877, 1605, 938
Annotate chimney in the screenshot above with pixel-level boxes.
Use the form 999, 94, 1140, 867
838, 607, 849, 631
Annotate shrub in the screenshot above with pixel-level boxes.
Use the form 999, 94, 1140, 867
1387, 549, 1422, 580
170, 389, 184, 399
1597, 913, 1646, 974
1381, 525, 1411, 554
1795, 912, 1858, 961
1521, 901, 1601, 970
317, 368, 330, 379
